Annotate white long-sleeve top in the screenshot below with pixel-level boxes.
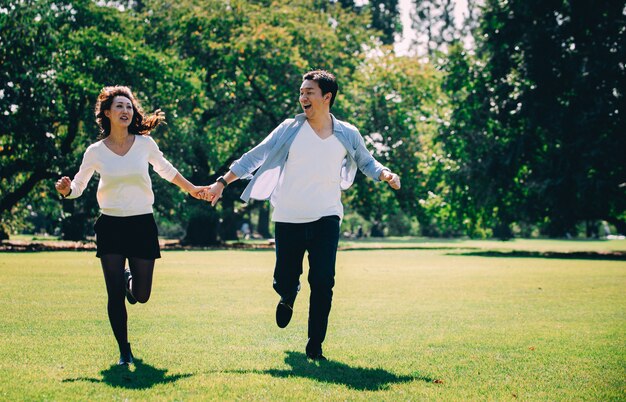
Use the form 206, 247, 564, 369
66, 135, 178, 217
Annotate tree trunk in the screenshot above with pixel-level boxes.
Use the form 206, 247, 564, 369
493, 222, 513, 240
257, 201, 271, 238
220, 197, 239, 241
61, 204, 92, 241
585, 220, 599, 238
182, 206, 220, 246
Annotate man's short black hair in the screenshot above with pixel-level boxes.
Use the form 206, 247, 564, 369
302, 70, 338, 109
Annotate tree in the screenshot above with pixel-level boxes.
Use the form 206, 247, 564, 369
342, 49, 451, 235
411, 0, 458, 56
440, 0, 626, 237
327, 0, 402, 45
369, 0, 403, 45
1, 0, 67, 236
3, 0, 454, 241
1, 0, 202, 239
409, 0, 484, 58
138, 0, 379, 242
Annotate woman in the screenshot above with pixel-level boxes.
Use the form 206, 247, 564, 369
55, 86, 206, 365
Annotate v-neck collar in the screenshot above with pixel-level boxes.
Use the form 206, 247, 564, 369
102, 135, 136, 157
303, 120, 335, 141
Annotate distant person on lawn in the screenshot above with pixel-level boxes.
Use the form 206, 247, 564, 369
201, 70, 401, 360
55, 86, 208, 365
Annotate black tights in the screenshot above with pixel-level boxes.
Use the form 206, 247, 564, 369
100, 254, 155, 350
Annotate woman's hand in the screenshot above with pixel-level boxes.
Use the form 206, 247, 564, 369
154, 109, 166, 123
55, 176, 72, 197
188, 185, 211, 200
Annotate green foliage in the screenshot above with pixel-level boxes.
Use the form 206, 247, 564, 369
2, 0, 411, 242
440, 0, 626, 238
138, 0, 382, 241
333, 0, 402, 45
343, 49, 450, 235
363, 0, 402, 45
411, 0, 459, 56
4, 0, 622, 241
1, 0, 204, 239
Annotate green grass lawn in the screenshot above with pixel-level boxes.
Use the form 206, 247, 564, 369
0, 240, 624, 400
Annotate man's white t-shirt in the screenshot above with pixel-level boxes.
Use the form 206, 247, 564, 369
271, 121, 347, 223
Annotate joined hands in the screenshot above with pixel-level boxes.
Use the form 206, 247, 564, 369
198, 183, 224, 206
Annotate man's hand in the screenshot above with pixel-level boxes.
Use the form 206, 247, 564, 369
188, 185, 211, 200
380, 170, 401, 190
200, 183, 225, 206
55, 176, 72, 197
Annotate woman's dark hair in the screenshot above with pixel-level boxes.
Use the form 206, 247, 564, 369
302, 70, 338, 109
94, 86, 163, 138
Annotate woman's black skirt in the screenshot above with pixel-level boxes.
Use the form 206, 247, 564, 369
94, 213, 161, 259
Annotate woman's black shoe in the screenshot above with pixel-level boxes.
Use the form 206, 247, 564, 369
118, 342, 134, 365
124, 268, 137, 305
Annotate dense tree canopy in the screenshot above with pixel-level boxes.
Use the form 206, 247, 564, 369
1, 0, 205, 238
441, 0, 626, 237
1, 0, 623, 241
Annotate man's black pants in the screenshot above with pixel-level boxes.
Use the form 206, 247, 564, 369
273, 215, 340, 351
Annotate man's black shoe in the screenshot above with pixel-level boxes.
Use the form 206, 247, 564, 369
275, 297, 295, 328
306, 352, 327, 361
118, 342, 134, 365
305, 339, 326, 360
124, 268, 137, 305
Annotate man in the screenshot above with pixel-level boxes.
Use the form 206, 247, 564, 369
203, 70, 401, 360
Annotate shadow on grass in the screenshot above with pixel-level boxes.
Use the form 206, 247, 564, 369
340, 246, 478, 252
451, 250, 626, 261
229, 351, 430, 391
62, 358, 192, 389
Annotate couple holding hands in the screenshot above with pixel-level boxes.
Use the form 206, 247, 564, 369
55, 70, 401, 365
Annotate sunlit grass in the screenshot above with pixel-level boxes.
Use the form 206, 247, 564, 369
0, 242, 624, 400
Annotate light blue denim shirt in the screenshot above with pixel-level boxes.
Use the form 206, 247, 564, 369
230, 113, 388, 202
